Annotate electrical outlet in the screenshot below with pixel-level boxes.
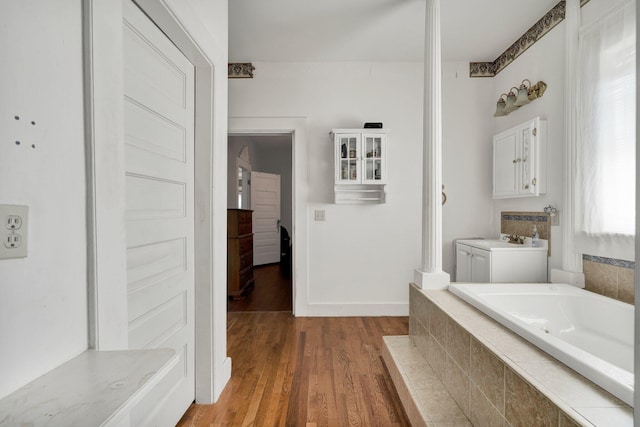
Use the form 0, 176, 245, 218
6, 215, 22, 230
0, 205, 28, 259
4, 234, 22, 249
314, 210, 326, 221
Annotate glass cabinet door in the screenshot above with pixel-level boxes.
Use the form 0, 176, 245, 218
337, 135, 359, 183
363, 134, 385, 183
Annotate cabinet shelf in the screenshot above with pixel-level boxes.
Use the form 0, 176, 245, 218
334, 188, 381, 193
333, 185, 386, 204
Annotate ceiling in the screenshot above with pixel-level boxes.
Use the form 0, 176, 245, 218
229, 0, 560, 63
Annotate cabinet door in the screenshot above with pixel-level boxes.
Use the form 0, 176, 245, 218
455, 244, 473, 282
493, 129, 518, 198
471, 248, 491, 282
335, 134, 360, 184
362, 133, 386, 184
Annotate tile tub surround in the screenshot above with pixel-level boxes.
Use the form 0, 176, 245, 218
583, 255, 635, 304
407, 284, 632, 427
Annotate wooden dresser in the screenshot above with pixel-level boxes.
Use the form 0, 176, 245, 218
227, 209, 254, 298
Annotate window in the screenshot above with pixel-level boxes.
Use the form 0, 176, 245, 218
576, 0, 635, 258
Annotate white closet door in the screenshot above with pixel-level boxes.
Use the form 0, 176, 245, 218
250, 171, 281, 265
123, 0, 195, 425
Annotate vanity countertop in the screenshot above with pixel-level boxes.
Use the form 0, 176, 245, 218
457, 237, 548, 251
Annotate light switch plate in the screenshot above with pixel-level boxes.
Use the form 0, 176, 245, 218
314, 210, 326, 221
0, 205, 28, 259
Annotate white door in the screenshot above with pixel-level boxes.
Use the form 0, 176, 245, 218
123, 1, 195, 425
493, 129, 518, 197
455, 244, 472, 282
250, 171, 281, 265
471, 249, 491, 283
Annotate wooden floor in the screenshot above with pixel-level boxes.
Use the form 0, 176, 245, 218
228, 263, 292, 312
177, 313, 410, 426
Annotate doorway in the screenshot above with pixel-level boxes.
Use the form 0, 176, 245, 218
227, 134, 293, 312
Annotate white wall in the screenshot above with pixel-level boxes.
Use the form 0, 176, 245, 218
442, 62, 495, 276
491, 21, 567, 272
229, 63, 421, 314
0, 0, 88, 398
229, 62, 493, 313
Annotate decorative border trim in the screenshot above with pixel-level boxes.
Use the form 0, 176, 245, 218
470, 0, 591, 78
502, 214, 548, 222
228, 63, 255, 78
468, 61, 496, 78
583, 254, 635, 269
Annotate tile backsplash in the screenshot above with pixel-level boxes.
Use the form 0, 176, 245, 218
501, 211, 551, 255
583, 255, 635, 305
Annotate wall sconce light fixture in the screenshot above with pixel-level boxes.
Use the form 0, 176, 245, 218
494, 79, 547, 117
494, 94, 508, 117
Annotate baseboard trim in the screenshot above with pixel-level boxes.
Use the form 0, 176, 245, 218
212, 356, 232, 402
305, 303, 409, 317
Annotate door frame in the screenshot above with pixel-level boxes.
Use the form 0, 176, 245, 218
83, 0, 229, 403
228, 117, 309, 316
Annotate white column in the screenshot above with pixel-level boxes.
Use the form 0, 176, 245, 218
551, 0, 585, 287
414, 0, 450, 289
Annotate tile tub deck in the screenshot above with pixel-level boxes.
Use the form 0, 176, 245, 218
382, 284, 632, 427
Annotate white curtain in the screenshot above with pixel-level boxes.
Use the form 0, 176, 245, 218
576, 0, 635, 260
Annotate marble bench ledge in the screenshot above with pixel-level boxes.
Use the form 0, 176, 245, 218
0, 348, 178, 427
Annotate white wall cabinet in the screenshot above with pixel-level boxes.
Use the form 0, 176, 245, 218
455, 240, 548, 283
332, 129, 388, 204
493, 117, 547, 199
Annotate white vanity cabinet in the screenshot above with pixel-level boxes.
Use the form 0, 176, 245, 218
455, 240, 548, 283
332, 129, 388, 204
493, 117, 547, 198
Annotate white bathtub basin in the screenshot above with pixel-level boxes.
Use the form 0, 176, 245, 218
448, 282, 634, 406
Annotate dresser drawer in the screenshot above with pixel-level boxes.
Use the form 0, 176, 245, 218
239, 251, 253, 270
239, 266, 254, 287
239, 235, 253, 253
